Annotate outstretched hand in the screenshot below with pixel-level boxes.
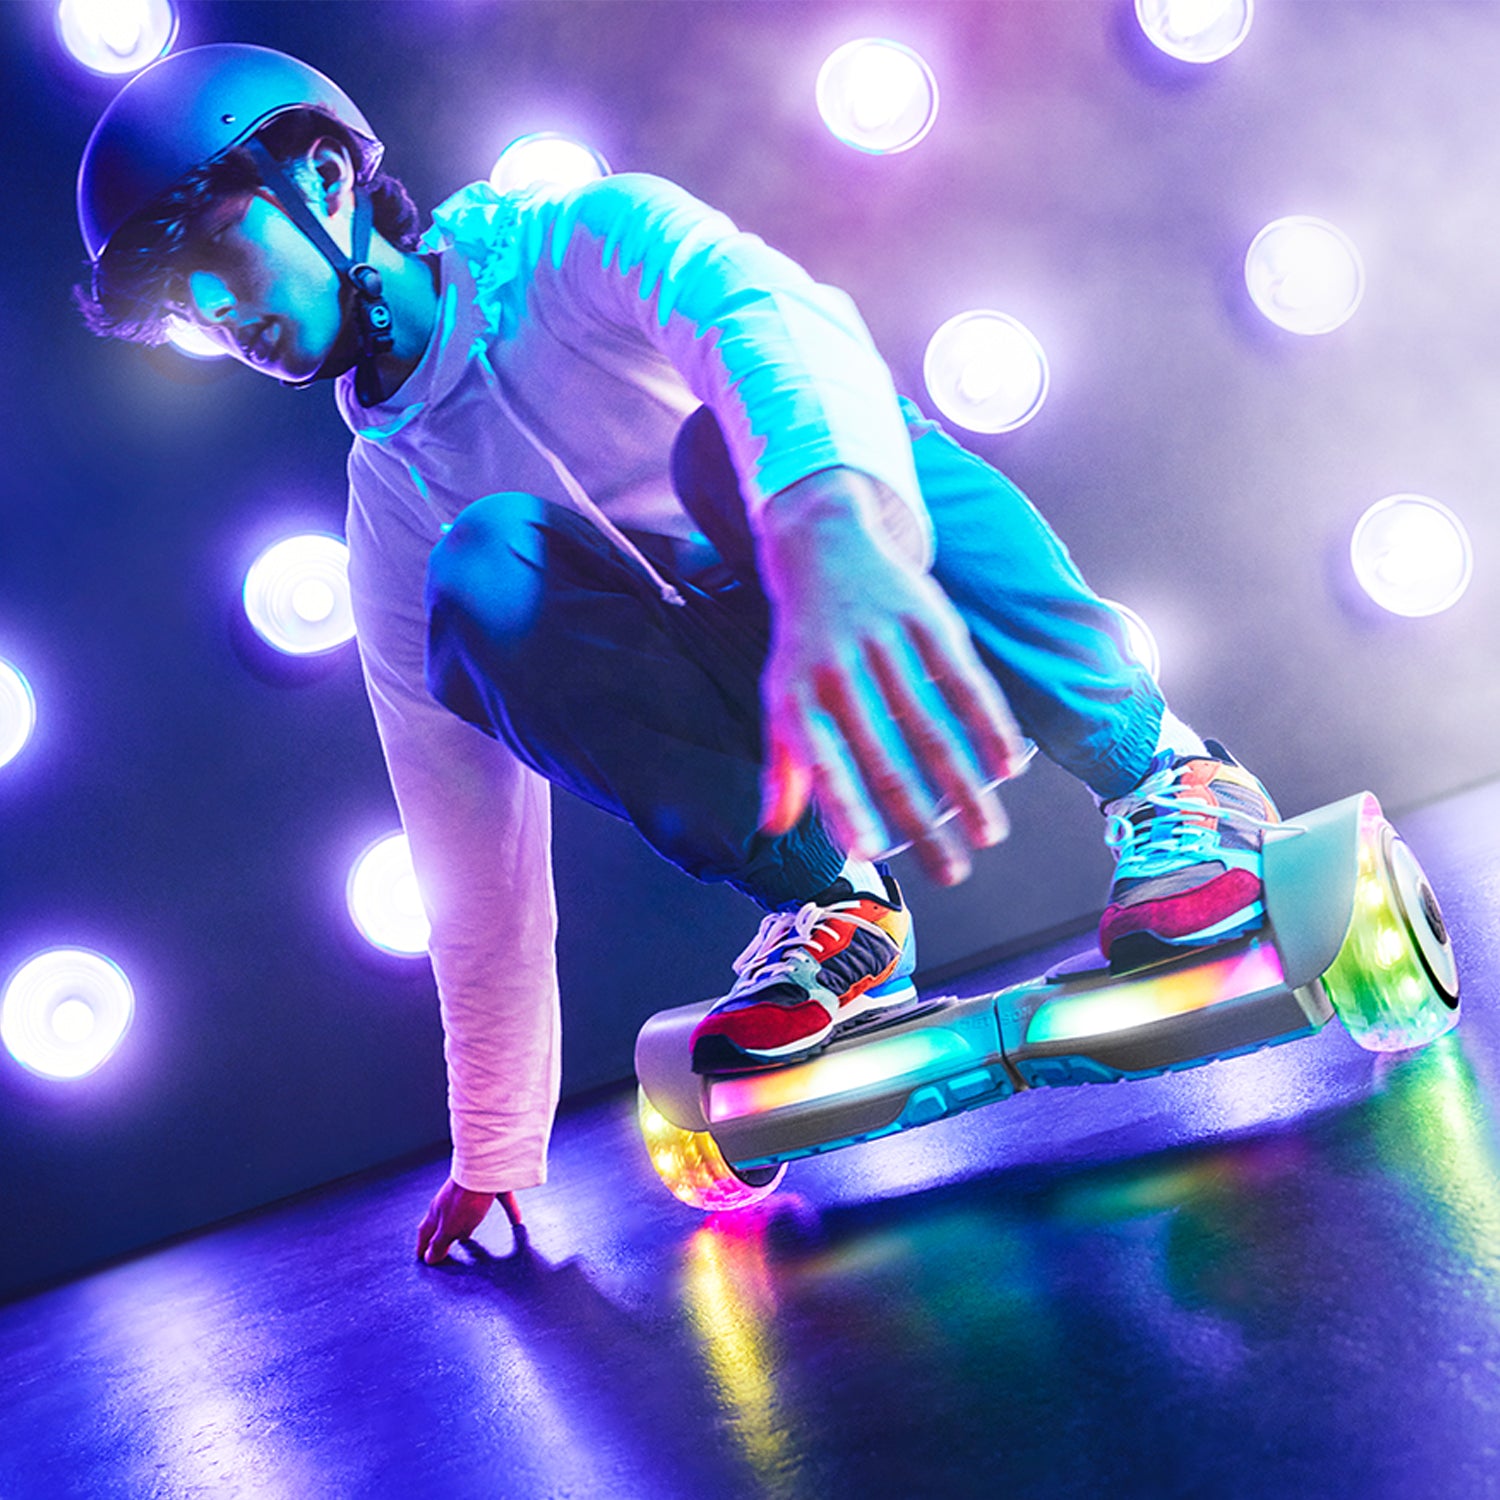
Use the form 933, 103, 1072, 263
756, 469, 1026, 887
417, 1176, 524, 1265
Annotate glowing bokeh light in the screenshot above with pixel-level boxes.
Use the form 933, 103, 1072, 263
165, 317, 229, 361
2, 948, 134, 1079
489, 133, 610, 195
347, 832, 430, 957
0, 659, 37, 770
1350, 495, 1473, 617
816, 38, 938, 155
1244, 216, 1364, 335
924, 311, 1049, 433
1103, 600, 1162, 681
243, 534, 355, 656
1136, 0, 1252, 63
56, 0, 177, 76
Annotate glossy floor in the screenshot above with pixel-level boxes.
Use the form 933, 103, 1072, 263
5, 785, 1500, 1499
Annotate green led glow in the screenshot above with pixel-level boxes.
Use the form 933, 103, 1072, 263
1321, 808, 1459, 1052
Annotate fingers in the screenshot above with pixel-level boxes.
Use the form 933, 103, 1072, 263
762, 626, 1021, 886
758, 733, 814, 837
418, 1201, 457, 1266
865, 637, 1008, 853
808, 663, 971, 885
909, 616, 1027, 782
415, 1206, 438, 1263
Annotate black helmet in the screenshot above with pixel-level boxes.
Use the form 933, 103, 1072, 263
77, 43, 395, 404
78, 42, 381, 263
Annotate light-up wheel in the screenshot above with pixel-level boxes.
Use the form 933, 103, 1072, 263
637, 1087, 786, 1211
1322, 802, 1460, 1052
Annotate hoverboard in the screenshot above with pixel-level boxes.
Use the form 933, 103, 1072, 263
634, 794, 1460, 1211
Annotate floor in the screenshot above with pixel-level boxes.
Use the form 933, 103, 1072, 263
5, 783, 1500, 1499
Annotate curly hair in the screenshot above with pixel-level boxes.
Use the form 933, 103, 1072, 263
75, 108, 421, 345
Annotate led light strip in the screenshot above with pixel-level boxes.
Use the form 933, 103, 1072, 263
1025, 940, 1286, 1047
708, 1027, 975, 1124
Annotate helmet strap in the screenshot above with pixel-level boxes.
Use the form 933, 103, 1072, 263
243, 138, 394, 405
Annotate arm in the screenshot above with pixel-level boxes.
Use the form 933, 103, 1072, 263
346, 470, 561, 1260
544, 176, 1025, 880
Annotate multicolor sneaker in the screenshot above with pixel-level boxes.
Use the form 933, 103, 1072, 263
690, 869, 917, 1074
1099, 741, 1281, 971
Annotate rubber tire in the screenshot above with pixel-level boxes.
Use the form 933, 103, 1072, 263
1323, 806, 1460, 1053
637, 1086, 787, 1211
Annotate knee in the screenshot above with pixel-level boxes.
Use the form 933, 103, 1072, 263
426, 491, 549, 639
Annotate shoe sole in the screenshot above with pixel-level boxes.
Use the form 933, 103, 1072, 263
1107, 902, 1265, 974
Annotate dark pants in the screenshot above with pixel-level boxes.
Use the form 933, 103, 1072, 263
424, 400, 1163, 910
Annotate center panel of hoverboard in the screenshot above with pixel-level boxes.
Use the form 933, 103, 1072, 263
708, 935, 1330, 1172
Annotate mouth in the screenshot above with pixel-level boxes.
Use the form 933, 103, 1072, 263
237, 319, 280, 366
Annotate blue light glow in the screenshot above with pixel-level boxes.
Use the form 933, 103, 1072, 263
1102, 600, 1162, 682
1136, 0, 1252, 63
1245, 216, 1364, 335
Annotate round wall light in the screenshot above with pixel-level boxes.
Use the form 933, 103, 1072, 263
923, 311, 1049, 434
164, 317, 229, 361
243, 534, 356, 657
56, 0, 176, 75
490, 133, 610, 195
0, 659, 37, 770
347, 832, 430, 958
1245, 216, 1365, 335
1351, 494, 1473, 617
816, 38, 939, 155
2, 948, 135, 1079
1136, 0, 1252, 63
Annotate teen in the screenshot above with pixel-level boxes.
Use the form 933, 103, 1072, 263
76, 45, 1279, 1262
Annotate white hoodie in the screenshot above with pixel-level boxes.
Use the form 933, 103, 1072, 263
336, 172, 925, 1192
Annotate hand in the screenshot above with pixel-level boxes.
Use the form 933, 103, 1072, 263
416, 1176, 524, 1265
756, 469, 1026, 886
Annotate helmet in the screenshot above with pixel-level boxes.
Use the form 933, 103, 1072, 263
77, 42, 382, 263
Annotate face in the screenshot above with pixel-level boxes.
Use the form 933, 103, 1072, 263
170, 184, 350, 382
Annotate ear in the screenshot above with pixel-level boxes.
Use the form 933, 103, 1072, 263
301, 137, 357, 220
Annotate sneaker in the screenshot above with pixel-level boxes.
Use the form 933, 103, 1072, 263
690, 868, 917, 1074
1099, 740, 1281, 971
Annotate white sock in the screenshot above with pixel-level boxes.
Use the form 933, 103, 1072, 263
836, 854, 882, 895
1155, 709, 1208, 759
1093, 709, 1210, 810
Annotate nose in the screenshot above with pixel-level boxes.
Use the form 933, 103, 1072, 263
187, 269, 236, 326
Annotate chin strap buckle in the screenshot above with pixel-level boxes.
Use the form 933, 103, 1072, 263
349, 262, 395, 356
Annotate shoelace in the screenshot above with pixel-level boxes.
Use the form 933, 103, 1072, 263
729, 897, 895, 993
1104, 775, 1282, 879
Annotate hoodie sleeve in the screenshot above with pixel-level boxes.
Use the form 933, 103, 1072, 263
344, 447, 562, 1194
529, 172, 932, 564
